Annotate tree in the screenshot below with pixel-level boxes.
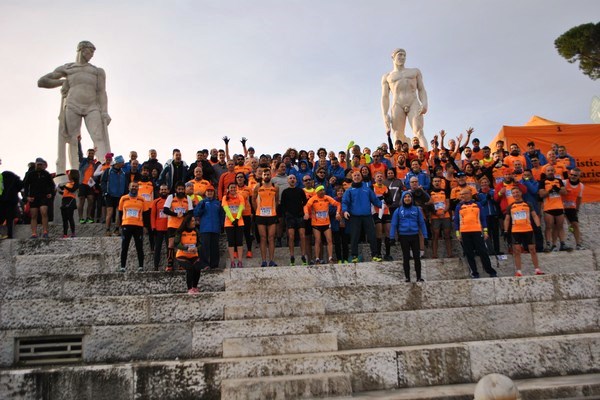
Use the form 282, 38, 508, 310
554, 22, 600, 80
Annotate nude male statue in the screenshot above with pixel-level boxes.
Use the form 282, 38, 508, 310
381, 48, 428, 150
38, 41, 111, 176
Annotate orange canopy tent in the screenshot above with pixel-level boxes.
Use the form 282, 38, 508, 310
489, 116, 600, 203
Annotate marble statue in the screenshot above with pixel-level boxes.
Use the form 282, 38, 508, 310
381, 48, 428, 149
38, 41, 111, 175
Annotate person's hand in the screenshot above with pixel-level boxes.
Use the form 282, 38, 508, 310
439, 130, 446, 138
484, 232, 489, 240
466, 127, 474, 135
240, 137, 247, 146
456, 231, 462, 242
336, 213, 341, 221
102, 113, 111, 125
222, 136, 230, 145
386, 130, 391, 137
457, 133, 463, 143
232, 219, 238, 227
77, 134, 82, 141
343, 211, 350, 219
303, 214, 309, 220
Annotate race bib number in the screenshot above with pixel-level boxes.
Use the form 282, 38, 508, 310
87, 178, 95, 187
316, 211, 328, 219
505, 189, 512, 197
434, 201, 445, 210
158, 209, 167, 219
513, 211, 527, 221
259, 207, 273, 216
142, 193, 151, 201
229, 205, 239, 214
563, 200, 575, 207
174, 207, 186, 214
549, 192, 560, 198
495, 177, 503, 184
187, 244, 196, 251
126, 208, 140, 218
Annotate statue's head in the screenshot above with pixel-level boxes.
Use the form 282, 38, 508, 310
391, 48, 406, 59
77, 41, 96, 52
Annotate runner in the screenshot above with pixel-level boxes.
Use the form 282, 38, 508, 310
222, 182, 245, 268
23, 157, 55, 238
58, 170, 79, 238
150, 184, 170, 271
280, 174, 308, 265
503, 186, 544, 276
235, 172, 254, 258
252, 168, 279, 267
539, 165, 570, 252
562, 168, 584, 250
372, 171, 393, 260
118, 181, 148, 272
304, 185, 341, 264
429, 176, 453, 258
174, 213, 203, 294
163, 181, 193, 271
193, 185, 222, 269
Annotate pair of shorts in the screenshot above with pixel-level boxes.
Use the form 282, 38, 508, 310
313, 225, 330, 233
544, 209, 564, 217
285, 214, 304, 230
225, 226, 244, 247
105, 195, 122, 208
255, 216, 278, 226
512, 231, 534, 247
167, 227, 178, 238
78, 185, 95, 197
29, 196, 51, 208
564, 208, 578, 223
431, 217, 452, 230
372, 214, 391, 224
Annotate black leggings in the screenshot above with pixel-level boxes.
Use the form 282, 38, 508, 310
177, 257, 203, 290
61, 198, 76, 235
242, 215, 253, 251
399, 234, 421, 281
121, 225, 144, 270
153, 230, 169, 270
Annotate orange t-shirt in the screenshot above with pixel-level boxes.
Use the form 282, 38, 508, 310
138, 180, 154, 203
541, 177, 564, 211
305, 195, 340, 226
151, 197, 168, 231
430, 190, 449, 219
176, 230, 198, 259
562, 180, 583, 209
458, 202, 482, 233
222, 193, 245, 227
119, 195, 148, 227
507, 201, 533, 233
255, 185, 277, 217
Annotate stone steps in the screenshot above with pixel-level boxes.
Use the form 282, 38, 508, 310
221, 372, 352, 399
1, 334, 598, 398
351, 373, 600, 399
222, 332, 338, 358
2, 297, 597, 365
2, 271, 597, 329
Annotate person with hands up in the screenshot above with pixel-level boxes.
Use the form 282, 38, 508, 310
222, 182, 245, 268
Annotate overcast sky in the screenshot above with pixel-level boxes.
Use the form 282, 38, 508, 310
0, 0, 598, 174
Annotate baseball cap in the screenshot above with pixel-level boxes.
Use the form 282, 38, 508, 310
35, 157, 46, 164
114, 155, 124, 164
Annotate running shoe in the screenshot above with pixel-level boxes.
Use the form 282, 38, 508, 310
351, 257, 359, 263
328, 257, 335, 264
383, 255, 393, 261
70, 233, 76, 238
79, 218, 86, 224
301, 255, 307, 265
576, 244, 585, 250
137, 266, 143, 272
535, 268, 545, 275
372, 256, 382, 262
86, 218, 94, 224
515, 270, 523, 277
165, 266, 173, 272
290, 256, 295, 266
62, 234, 69, 239
559, 244, 572, 251
187, 288, 196, 295
416, 278, 425, 282
314, 258, 321, 265
268, 260, 277, 267
261, 261, 268, 267
246, 250, 253, 258
42, 233, 49, 239
551, 245, 558, 252
0, 234, 8, 240
119, 267, 126, 273
230, 261, 236, 268
237, 260, 243, 268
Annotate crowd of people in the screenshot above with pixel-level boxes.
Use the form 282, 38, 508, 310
0, 128, 586, 290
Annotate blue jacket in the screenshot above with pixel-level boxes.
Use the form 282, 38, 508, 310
477, 189, 499, 218
520, 178, 541, 214
193, 197, 224, 234
100, 167, 127, 197
328, 165, 346, 184
390, 191, 428, 238
342, 182, 382, 216
524, 150, 548, 168
293, 161, 313, 188
405, 170, 431, 190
